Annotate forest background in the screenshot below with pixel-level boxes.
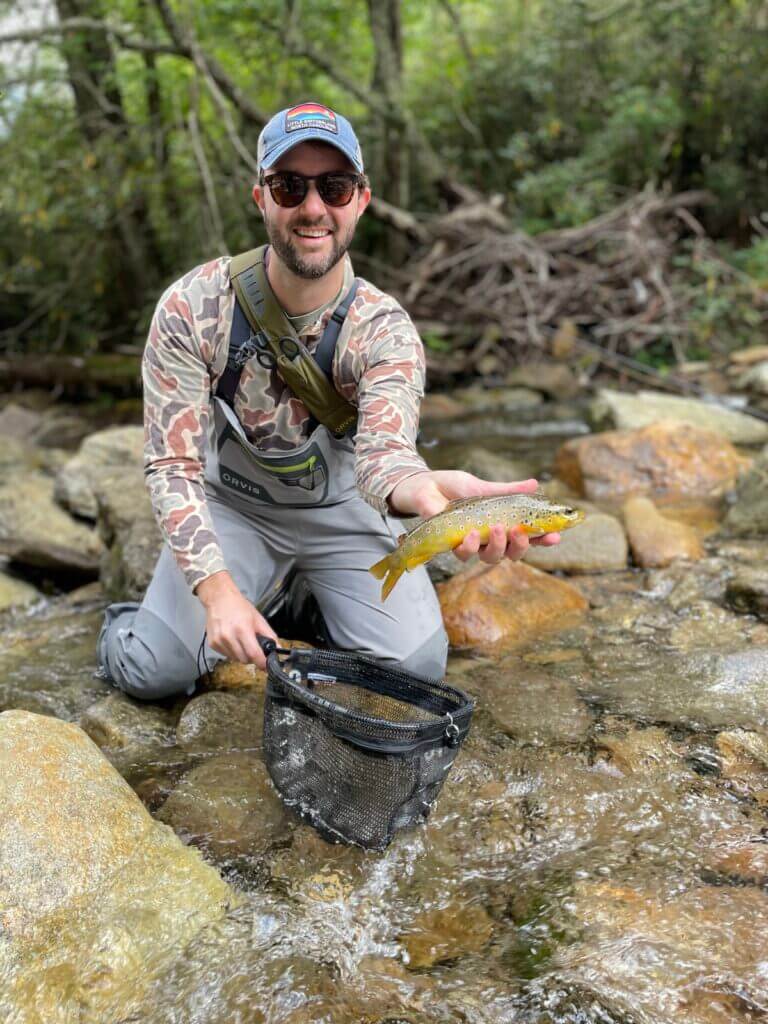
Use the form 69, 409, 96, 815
1, 0, 767, 383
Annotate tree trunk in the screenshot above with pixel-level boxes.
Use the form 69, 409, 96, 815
366, 0, 409, 263
54, 0, 165, 338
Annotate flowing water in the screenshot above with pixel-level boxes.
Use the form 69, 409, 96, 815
2, 403, 768, 1023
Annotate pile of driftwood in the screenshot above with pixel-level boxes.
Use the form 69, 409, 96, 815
370, 188, 733, 381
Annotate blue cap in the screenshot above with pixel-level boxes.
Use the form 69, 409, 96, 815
257, 102, 364, 174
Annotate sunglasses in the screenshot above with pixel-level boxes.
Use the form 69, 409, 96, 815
260, 171, 365, 208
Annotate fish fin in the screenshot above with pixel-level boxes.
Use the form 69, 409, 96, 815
369, 553, 393, 580
380, 565, 405, 602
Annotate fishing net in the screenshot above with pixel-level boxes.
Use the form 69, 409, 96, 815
260, 640, 475, 850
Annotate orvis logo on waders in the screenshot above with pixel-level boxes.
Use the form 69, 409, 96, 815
218, 437, 330, 506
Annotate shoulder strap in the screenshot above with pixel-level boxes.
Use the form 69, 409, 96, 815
220, 247, 359, 436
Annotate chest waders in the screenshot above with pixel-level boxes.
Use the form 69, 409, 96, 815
205, 249, 360, 510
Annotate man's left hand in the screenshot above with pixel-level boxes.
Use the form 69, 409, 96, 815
388, 470, 561, 565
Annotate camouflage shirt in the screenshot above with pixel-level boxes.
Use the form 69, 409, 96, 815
143, 253, 429, 590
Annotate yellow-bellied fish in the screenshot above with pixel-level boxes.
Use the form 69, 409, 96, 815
369, 493, 585, 601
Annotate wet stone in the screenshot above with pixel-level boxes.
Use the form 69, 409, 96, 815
400, 902, 494, 969
80, 691, 177, 752
594, 725, 681, 775
471, 660, 593, 746
725, 566, 768, 620
156, 752, 291, 860
581, 644, 768, 730
175, 690, 264, 752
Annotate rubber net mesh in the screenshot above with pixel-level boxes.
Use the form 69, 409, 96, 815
263, 648, 473, 850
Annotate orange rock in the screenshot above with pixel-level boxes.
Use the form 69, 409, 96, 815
553, 420, 746, 501
623, 496, 704, 568
437, 559, 588, 652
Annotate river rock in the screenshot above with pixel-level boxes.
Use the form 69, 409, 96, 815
538, 881, 768, 1024
80, 691, 177, 752
0, 471, 104, 572
157, 752, 291, 859
582, 644, 768, 730
0, 710, 233, 1023
419, 392, 467, 421
595, 724, 681, 774
400, 902, 494, 969
590, 387, 768, 444
94, 466, 162, 600
175, 690, 263, 751
437, 560, 588, 653
524, 511, 628, 573
55, 425, 144, 519
473, 661, 592, 745
725, 566, 768, 620
715, 728, 768, 777
554, 420, 746, 501
0, 570, 41, 610
623, 495, 704, 567
722, 447, 768, 536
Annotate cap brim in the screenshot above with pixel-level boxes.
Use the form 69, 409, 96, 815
260, 131, 363, 173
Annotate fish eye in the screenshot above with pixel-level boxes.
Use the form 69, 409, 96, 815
565, 507, 574, 514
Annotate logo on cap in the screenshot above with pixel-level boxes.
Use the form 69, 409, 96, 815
285, 102, 338, 135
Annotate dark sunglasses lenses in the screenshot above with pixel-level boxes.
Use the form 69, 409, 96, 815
266, 173, 359, 208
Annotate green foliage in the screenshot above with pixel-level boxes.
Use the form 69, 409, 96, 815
2, 0, 768, 352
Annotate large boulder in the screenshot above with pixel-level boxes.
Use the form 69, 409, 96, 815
553, 420, 746, 501
591, 388, 768, 445
722, 447, 768, 536
55, 426, 145, 519
436, 560, 588, 653
0, 710, 234, 1023
0, 471, 104, 572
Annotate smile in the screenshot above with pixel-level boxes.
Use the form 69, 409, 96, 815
293, 228, 332, 238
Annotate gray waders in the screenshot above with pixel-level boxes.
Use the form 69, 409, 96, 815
98, 298, 447, 701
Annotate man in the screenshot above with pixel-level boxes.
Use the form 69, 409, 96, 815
97, 102, 560, 700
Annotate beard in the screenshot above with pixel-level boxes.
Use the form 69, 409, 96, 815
264, 213, 356, 280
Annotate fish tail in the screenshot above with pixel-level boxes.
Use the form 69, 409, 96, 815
368, 552, 405, 602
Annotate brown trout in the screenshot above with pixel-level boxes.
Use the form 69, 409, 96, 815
369, 493, 585, 601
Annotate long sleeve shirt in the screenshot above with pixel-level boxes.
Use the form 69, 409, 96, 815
142, 253, 429, 590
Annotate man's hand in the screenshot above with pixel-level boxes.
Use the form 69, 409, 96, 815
388, 470, 561, 565
195, 571, 277, 669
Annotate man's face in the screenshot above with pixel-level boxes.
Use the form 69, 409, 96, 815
253, 142, 371, 280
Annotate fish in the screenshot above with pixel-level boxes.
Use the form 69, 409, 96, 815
369, 493, 585, 601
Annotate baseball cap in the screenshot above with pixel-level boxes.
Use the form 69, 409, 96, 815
257, 102, 364, 174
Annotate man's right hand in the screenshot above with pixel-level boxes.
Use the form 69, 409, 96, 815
195, 571, 278, 669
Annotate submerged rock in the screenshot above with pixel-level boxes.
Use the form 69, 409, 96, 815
400, 902, 494, 969
0, 710, 234, 1023
157, 752, 291, 860
437, 560, 588, 653
590, 387, 768, 444
554, 421, 746, 501
623, 495, 704, 567
471, 660, 592, 746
